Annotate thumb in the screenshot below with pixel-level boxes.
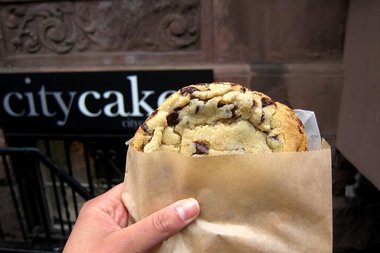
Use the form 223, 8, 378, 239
111, 198, 200, 253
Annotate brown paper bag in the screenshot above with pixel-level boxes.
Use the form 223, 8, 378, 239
122, 140, 332, 253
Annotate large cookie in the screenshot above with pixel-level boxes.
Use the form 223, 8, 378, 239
132, 82, 307, 155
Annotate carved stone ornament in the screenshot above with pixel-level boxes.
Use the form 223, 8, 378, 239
0, 0, 200, 55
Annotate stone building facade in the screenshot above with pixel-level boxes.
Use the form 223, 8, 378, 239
0, 0, 378, 252
0, 0, 344, 145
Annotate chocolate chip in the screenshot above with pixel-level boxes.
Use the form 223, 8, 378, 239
230, 84, 247, 92
151, 109, 159, 117
270, 134, 279, 141
298, 124, 304, 134
166, 111, 180, 126
146, 109, 159, 120
296, 118, 304, 134
217, 101, 226, 108
194, 141, 209, 155
261, 97, 274, 107
231, 105, 238, 118
180, 86, 200, 96
260, 114, 265, 124
195, 105, 200, 113
174, 102, 190, 112
141, 123, 149, 132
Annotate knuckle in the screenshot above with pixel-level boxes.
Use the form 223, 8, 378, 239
81, 200, 92, 210
151, 212, 172, 234
80, 198, 97, 213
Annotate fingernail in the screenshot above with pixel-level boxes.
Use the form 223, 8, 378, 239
175, 198, 200, 221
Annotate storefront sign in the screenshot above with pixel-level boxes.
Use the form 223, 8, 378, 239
0, 70, 213, 135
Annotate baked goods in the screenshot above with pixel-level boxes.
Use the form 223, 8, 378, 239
132, 82, 307, 155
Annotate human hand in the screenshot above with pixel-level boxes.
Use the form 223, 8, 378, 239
63, 183, 200, 253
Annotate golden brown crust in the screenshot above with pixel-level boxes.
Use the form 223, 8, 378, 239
132, 82, 307, 155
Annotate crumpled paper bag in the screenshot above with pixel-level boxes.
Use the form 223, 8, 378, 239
122, 110, 332, 253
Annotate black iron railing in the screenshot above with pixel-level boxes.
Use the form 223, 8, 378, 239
0, 147, 93, 252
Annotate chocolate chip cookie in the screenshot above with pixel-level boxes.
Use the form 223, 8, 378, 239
132, 82, 307, 155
